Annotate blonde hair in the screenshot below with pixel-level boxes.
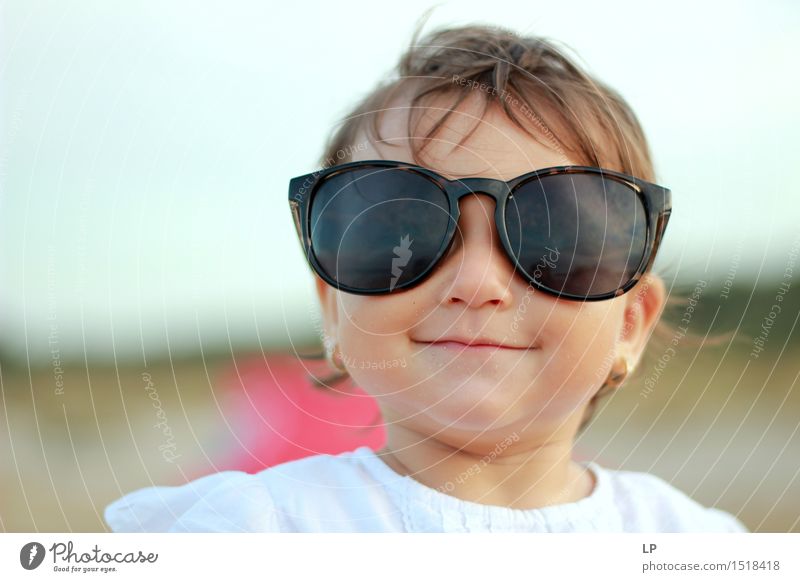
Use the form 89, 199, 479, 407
320, 20, 655, 179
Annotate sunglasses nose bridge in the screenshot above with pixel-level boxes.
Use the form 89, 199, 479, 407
451, 177, 509, 203
448, 177, 512, 257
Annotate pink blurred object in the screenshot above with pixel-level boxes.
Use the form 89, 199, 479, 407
206, 353, 386, 475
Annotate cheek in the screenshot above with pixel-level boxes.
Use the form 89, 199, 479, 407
333, 294, 416, 395
535, 301, 625, 405
335, 293, 420, 335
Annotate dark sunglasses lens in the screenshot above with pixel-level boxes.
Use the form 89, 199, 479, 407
310, 167, 451, 291
505, 173, 648, 298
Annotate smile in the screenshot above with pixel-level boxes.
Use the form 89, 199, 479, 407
413, 339, 532, 351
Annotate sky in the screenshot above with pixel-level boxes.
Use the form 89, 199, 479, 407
1, 0, 799, 363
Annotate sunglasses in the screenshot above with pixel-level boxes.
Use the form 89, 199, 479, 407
288, 160, 672, 301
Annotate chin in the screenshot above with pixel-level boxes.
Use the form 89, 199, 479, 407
421, 398, 526, 434
409, 375, 524, 426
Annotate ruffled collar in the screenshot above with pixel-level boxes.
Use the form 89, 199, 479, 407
350, 445, 617, 532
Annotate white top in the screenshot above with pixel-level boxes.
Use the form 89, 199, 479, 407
104, 446, 748, 533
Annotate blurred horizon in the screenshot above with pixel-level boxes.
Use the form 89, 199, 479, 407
2, 275, 798, 366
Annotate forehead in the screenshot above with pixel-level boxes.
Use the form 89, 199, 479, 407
350, 90, 577, 181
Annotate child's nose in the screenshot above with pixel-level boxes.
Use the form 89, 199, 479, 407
436, 193, 516, 308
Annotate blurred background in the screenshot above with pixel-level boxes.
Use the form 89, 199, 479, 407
1, 0, 799, 532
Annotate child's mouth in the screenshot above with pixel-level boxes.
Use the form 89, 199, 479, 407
413, 339, 533, 351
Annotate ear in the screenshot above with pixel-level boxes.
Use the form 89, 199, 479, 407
314, 275, 339, 350
616, 274, 666, 368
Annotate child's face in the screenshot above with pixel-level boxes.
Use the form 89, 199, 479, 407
315, 94, 664, 443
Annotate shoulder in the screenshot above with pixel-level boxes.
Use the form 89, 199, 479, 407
104, 469, 280, 532
104, 450, 372, 533
598, 464, 749, 532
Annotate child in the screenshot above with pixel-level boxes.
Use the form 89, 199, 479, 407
104, 20, 748, 533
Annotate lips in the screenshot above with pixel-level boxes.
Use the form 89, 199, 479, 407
413, 338, 530, 350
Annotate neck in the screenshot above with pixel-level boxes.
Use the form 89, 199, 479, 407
375, 416, 594, 509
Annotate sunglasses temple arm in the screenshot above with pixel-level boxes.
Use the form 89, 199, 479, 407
288, 176, 310, 248
289, 200, 304, 241
642, 209, 671, 274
